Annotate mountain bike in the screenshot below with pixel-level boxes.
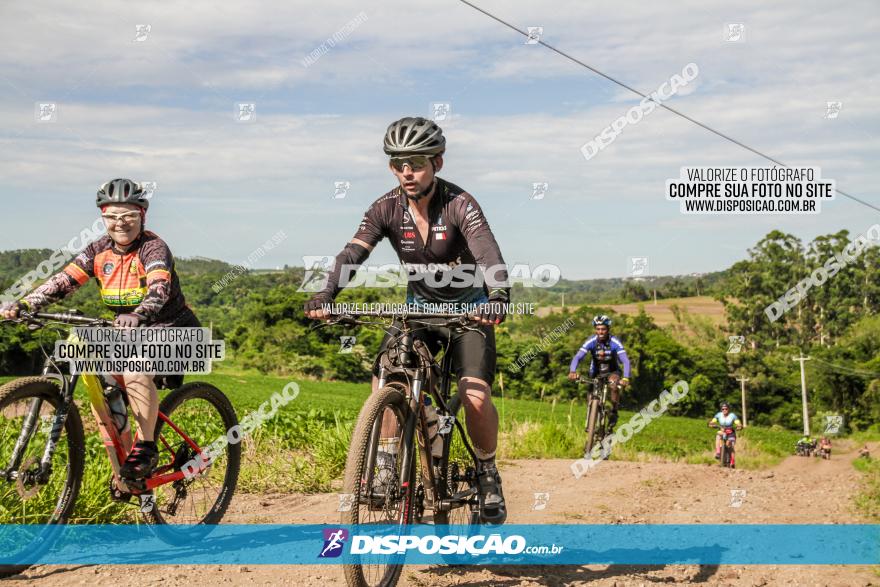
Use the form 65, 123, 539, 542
579, 374, 613, 458
0, 310, 240, 576
796, 440, 817, 457
319, 310, 484, 587
711, 425, 737, 468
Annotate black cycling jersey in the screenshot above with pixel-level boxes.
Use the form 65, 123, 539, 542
321, 178, 508, 305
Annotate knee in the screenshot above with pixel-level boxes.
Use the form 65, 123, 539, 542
458, 377, 492, 409
123, 373, 156, 392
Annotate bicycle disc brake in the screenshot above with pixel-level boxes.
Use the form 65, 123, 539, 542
15, 456, 43, 500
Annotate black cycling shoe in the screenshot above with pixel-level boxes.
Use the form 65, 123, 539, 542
108, 476, 133, 503
607, 409, 619, 432
119, 442, 159, 481
477, 462, 507, 525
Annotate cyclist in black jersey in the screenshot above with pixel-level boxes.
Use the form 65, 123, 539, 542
305, 116, 510, 523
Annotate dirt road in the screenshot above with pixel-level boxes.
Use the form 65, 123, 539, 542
7, 445, 877, 586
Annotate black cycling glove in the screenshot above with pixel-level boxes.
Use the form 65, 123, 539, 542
477, 289, 509, 324
304, 294, 332, 315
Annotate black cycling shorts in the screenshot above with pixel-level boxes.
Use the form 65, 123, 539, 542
372, 318, 497, 387
149, 307, 201, 390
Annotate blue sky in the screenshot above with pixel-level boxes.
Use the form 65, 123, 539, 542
0, 0, 877, 279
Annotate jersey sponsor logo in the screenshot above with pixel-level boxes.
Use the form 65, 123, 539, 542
402, 211, 411, 224
102, 262, 115, 276
435, 233, 447, 240
404, 260, 461, 274
403, 231, 416, 239
129, 260, 139, 274
100, 287, 147, 306
431, 225, 447, 232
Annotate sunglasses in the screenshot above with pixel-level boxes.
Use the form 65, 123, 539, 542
390, 155, 433, 172
102, 211, 141, 225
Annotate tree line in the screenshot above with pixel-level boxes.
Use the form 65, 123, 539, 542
0, 227, 877, 432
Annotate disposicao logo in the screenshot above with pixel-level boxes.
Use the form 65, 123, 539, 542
350, 533, 527, 555
319, 528, 349, 558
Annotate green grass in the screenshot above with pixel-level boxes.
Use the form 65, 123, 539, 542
496, 396, 798, 469
0, 368, 803, 523
853, 456, 880, 521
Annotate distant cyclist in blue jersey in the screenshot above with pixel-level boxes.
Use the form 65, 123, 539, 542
567, 315, 631, 431
708, 401, 743, 461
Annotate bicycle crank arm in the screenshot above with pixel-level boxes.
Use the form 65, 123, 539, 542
436, 487, 478, 511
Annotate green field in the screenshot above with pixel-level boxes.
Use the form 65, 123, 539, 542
1, 368, 804, 523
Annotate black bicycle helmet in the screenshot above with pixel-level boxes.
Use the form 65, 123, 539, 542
720, 402, 730, 409
96, 179, 149, 210
383, 117, 446, 156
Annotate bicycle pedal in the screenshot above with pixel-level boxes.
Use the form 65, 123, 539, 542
125, 477, 148, 493
108, 478, 133, 503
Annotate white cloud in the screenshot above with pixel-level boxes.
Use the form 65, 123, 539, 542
0, 0, 877, 278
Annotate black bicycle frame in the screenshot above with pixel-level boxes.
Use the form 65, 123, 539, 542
366, 319, 478, 515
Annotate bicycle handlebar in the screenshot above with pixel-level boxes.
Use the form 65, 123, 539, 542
4, 310, 113, 328
327, 310, 477, 320
323, 310, 481, 330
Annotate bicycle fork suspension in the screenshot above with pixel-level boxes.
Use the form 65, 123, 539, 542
4, 398, 42, 480
4, 372, 73, 483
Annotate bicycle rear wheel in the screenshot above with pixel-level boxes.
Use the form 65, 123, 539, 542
0, 377, 85, 575
141, 382, 240, 538
433, 395, 478, 526
342, 383, 415, 587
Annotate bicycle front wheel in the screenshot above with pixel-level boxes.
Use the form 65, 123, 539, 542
142, 382, 240, 533
342, 383, 415, 587
584, 398, 600, 457
0, 377, 85, 575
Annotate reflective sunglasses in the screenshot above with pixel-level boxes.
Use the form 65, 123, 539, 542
390, 155, 432, 172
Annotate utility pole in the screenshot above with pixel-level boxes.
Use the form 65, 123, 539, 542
793, 355, 811, 436
561, 292, 565, 308
735, 376, 749, 427
653, 288, 657, 305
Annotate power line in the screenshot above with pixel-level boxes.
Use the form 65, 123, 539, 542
456, 0, 879, 214
809, 355, 880, 378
